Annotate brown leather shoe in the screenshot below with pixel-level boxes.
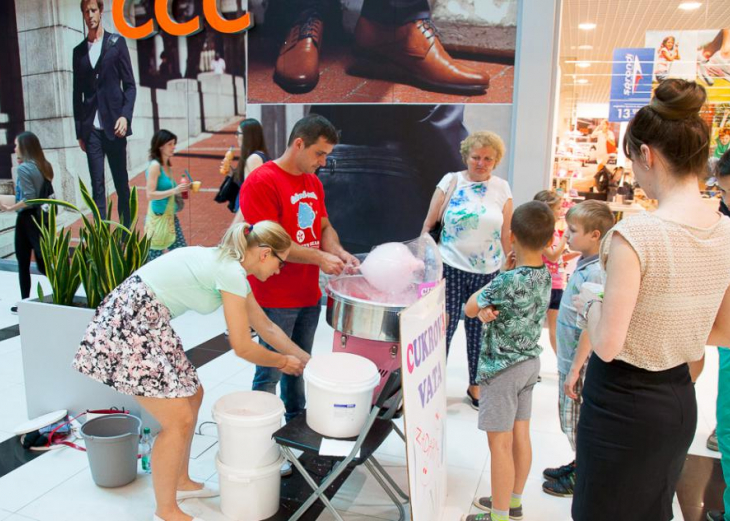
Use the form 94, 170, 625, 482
274, 10, 324, 92
354, 17, 490, 94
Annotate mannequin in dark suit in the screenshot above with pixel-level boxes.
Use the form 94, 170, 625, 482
73, 0, 136, 226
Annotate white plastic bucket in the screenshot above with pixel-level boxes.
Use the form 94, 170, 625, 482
217, 454, 282, 521
304, 353, 380, 438
212, 391, 285, 469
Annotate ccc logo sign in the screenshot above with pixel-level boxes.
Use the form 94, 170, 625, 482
113, 0, 253, 39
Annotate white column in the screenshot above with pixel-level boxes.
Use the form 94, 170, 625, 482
178, 35, 188, 78
507, 0, 562, 205
154, 34, 164, 69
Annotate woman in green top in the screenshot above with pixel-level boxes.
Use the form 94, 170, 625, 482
73, 221, 308, 521
145, 129, 190, 261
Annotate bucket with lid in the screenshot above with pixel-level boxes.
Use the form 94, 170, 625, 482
79, 414, 141, 488
304, 353, 380, 438
217, 453, 282, 520
212, 391, 285, 469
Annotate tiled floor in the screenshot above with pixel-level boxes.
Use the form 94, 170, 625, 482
247, 33, 514, 105
0, 270, 724, 521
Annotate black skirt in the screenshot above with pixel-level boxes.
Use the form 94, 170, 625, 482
572, 354, 696, 521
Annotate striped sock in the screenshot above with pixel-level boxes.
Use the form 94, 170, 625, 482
510, 492, 522, 508
490, 510, 509, 521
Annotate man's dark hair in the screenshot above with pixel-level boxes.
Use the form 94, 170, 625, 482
511, 201, 555, 251
80, 0, 103, 12
287, 114, 339, 147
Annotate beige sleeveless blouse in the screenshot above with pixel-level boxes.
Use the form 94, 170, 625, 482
600, 211, 730, 371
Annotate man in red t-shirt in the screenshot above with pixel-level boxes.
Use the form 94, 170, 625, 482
240, 114, 358, 425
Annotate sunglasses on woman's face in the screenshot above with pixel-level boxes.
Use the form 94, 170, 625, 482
271, 250, 286, 268
259, 245, 285, 268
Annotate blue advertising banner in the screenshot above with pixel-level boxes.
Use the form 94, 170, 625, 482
609, 48, 655, 122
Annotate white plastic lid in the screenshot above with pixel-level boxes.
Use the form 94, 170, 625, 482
14, 410, 67, 435
304, 353, 380, 394
212, 391, 285, 427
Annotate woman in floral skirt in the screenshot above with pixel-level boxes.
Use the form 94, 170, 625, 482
73, 221, 309, 521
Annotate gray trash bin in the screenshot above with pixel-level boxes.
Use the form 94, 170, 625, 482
80, 414, 142, 488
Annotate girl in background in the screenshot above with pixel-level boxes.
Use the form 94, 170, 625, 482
231, 118, 270, 222
655, 36, 680, 81
145, 130, 189, 261
0, 132, 52, 313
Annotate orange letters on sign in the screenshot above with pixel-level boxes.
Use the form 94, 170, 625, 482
155, 0, 201, 37
113, 0, 155, 40
113, 0, 254, 39
203, 0, 253, 34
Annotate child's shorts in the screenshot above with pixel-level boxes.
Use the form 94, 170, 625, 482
549, 288, 564, 310
478, 357, 540, 432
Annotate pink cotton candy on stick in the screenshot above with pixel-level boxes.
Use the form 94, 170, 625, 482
359, 243, 425, 294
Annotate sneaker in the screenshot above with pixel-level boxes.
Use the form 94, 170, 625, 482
280, 459, 293, 477
466, 388, 479, 410
473, 496, 523, 520
543, 460, 575, 481
706, 511, 725, 521
707, 428, 719, 452
542, 469, 576, 498
461, 514, 490, 521
10, 304, 18, 315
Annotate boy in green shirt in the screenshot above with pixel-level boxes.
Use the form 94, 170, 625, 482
461, 201, 555, 521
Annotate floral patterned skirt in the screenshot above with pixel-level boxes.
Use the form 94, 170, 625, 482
72, 275, 200, 398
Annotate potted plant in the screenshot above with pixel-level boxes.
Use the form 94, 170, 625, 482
19, 179, 153, 420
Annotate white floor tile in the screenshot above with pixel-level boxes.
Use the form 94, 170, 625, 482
0, 337, 21, 358
0, 510, 13, 521
173, 308, 227, 351
316, 508, 390, 521
442, 466, 483, 514
0, 446, 88, 512
17, 470, 155, 521
195, 351, 250, 388
0, 384, 29, 433
329, 454, 409, 519
0, 349, 25, 390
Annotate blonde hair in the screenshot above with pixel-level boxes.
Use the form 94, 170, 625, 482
533, 189, 562, 208
218, 220, 291, 262
566, 200, 615, 238
460, 131, 506, 165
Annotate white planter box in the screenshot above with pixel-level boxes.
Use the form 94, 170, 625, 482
18, 298, 158, 430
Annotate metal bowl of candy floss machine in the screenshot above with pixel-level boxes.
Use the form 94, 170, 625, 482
325, 235, 442, 397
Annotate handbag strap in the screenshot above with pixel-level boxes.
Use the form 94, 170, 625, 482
437, 173, 460, 223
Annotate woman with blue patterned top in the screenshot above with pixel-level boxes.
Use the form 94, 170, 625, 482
422, 131, 513, 409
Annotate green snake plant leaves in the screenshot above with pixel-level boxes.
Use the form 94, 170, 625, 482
28, 179, 151, 308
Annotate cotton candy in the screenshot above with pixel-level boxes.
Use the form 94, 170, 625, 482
359, 242, 425, 295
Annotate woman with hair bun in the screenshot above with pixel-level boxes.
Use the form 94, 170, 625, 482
573, 79, 730, 520
72, 221, 309, 521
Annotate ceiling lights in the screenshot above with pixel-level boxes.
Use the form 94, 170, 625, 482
678, 2, 702, 10
578, 22, 597, 30
577, 79, 589, 84
576, 62, 591, 68
578, 45, 594, 50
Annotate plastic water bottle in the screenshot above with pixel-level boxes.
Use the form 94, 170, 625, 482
140, 428, 153, 474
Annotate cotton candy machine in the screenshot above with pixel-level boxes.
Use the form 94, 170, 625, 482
325, 236, 442, 397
